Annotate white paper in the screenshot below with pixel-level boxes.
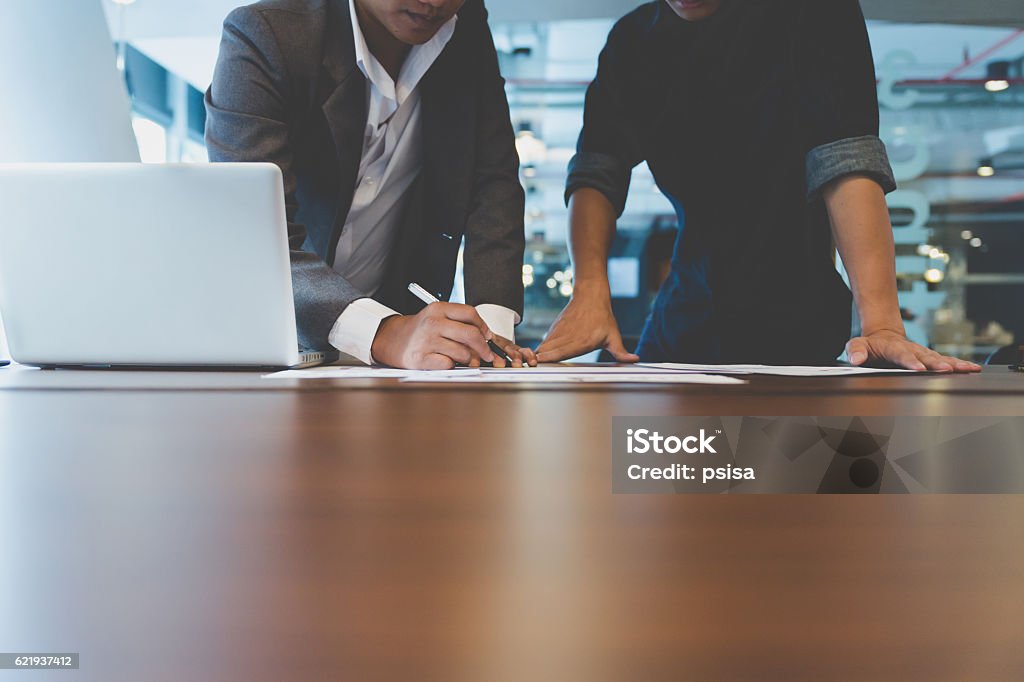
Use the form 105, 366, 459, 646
265, 362, 919, 381
263, 363, 684, 380
639, 363, 922, 377
262, 367, 481, 379
400, 372, 746, 385
263, 364, 747, 384
481, 364, 687, 375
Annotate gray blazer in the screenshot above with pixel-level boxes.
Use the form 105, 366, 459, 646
205, 0, 525, 350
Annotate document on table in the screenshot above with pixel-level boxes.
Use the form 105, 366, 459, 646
264, 363, 918, 380
639, 363, 923, 377
263, 364, 746, 384
263, 364, 689, 380
400, 371, 746, 385
262, 367, 476, 380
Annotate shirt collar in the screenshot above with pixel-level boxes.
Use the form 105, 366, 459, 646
348, 0, 457, 107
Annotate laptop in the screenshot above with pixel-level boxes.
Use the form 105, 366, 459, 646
0, 0, 141, 364
0, 163, 331, 369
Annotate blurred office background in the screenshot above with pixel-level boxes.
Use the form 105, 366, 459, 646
3, 0, 1023, 361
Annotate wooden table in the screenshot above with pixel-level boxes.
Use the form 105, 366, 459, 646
1, 366, 1023, 681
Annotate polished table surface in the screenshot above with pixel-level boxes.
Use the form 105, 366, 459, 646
1, 365, 1023, 681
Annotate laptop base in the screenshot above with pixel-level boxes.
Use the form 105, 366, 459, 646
30, 350, 336, 372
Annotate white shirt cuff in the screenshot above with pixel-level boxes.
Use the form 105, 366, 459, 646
475, 304, 519, 342
328, 298, 399, 365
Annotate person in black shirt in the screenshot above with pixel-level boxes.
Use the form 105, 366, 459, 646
536, 0, 979, 372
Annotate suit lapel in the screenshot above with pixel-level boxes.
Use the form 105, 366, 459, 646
320, 0, 367, 266
420, 47, 474, 238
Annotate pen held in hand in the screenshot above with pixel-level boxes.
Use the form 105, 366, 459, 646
406, 282, 514, 365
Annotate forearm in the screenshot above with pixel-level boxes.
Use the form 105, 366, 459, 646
567, 188, 618, 297
823, 174, 904, 335
291, 250, 369, 350
536, 187, 637, 362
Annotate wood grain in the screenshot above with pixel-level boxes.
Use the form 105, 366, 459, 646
0, 369, 1022, 680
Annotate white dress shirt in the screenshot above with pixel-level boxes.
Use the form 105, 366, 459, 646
328, 0, 516, 364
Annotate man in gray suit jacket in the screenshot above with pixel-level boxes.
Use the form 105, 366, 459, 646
206, 0, 536, 368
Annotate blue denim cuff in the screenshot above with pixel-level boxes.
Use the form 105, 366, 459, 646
565, 151, 632, 217
806, 135, 897, 200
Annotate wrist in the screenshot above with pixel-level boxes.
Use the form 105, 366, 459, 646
860, 321, 907, 338
856, 300, 906, 338
571, 278, 611, 301
370, 314, 403, 365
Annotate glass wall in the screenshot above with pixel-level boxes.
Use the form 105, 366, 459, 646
123, 45, 207, 164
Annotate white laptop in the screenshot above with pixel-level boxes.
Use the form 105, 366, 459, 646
0, 163, 331, 369
0, 0, 141, 364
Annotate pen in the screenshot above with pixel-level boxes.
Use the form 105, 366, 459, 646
407, 282, 514, 365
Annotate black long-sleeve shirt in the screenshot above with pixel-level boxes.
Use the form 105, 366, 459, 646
567, 0, 897, 364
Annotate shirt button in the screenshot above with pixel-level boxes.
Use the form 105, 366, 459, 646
365, 177, 375, 186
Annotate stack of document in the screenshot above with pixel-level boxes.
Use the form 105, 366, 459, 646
264, 362, 921, 384
404, 366, 745, 384
263, 365, 746, 385
639, 363, 922, 377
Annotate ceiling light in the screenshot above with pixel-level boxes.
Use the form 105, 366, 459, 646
970, 237, 982, 248
515, 122, 547, 165
985, 60, 1011, 93
977, 159, 995, 177
960, 230, 973, 240
923, 268, 945, 284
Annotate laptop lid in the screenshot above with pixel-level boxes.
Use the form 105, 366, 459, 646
0, 163, 303, 368
0, 0, 141, 361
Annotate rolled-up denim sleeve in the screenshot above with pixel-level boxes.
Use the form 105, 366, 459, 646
805, 134, 896, 200
565, 151, 632, 217
564, 20, 643, 218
